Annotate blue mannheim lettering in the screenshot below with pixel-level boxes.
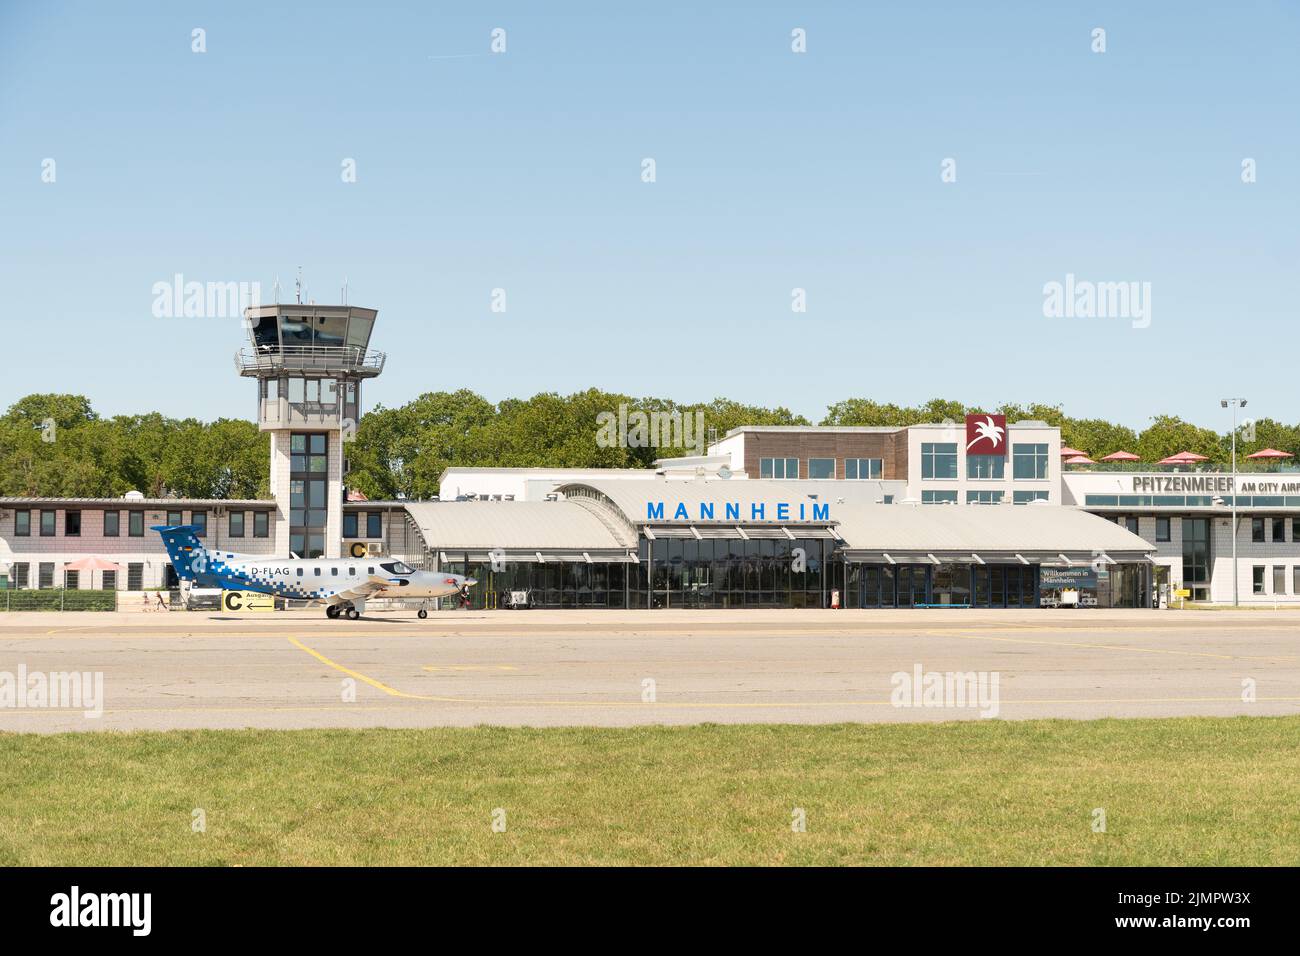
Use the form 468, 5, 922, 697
645, 501, 832, 522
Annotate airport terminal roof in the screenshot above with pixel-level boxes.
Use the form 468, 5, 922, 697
831, 502, 1155, 562
404, 499, 637, 560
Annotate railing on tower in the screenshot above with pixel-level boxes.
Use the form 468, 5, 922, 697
234, 345, 386, 376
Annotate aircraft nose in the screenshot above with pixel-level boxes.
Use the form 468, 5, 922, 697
464, 578, 477, 588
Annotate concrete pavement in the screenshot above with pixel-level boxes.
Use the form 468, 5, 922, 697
0, 608, 1297, 731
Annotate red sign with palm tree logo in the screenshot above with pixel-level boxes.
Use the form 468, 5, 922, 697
965, 414, 1007, 456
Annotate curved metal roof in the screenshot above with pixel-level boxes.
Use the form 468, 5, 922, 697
831, 501, 1154, 558
404, 500, 636, 551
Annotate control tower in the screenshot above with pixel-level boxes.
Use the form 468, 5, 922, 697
236, 304, 385, 558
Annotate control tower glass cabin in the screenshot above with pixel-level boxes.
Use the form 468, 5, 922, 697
236, 305, 385, 558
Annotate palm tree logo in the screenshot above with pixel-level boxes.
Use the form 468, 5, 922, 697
966, 415, 1004, 452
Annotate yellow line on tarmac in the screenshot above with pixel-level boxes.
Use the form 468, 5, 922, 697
288, 637, 458, 701
284, 637, 1300, 711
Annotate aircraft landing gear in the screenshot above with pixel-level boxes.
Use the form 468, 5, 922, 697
325, 605, 340, 619
345, 607, 360, 620
418, 608, 428, 619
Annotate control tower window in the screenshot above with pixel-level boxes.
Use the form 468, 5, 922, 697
251, 315, 280, 352
290, 432, 329, 559
281, 316, 312, 346
317, 314, 347, 348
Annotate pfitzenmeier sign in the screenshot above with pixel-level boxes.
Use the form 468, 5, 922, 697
1131, 475, 1300, 494
1131, 476, 1234, 493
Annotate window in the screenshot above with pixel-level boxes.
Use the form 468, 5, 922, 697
966, 490, 1004, 504
1273, 517, 1286, 542
291, 433, 329, 558
1013, 491, 1049, 504
191, 511, 207, 537
367, 513, 382, 538
1124, 517, 1139, 535
343, 513, 358, 538
127, 563, 143, 590
15, 510, 30, 536
314, 567, 321, 576
65, 570, 79, 590
759, 457, 799, 480
1273, 566, 1286, 594
13, 563, 29, 588
167, 510, 183, 527
330, 567, 339, 576
253, 512, 269, 538
922, 490, 958, 504
348, 567, 356, 576
296, 568, 303, 577
1294, 518, 1300, 542
101, 570, 116, 591
807, 458, 835, 480
38, 563, 54, 588
1294, 566, 1300, 595
1253, 566, 1265, 594
129, 511, 144, 536
103, 510, 119, 536
65, 510, 81, 537
1012, 443, 1049, 480
1156, 517, 1170, 542
229, 511, 245, 537
1182, 518, 1210, 586
1252, 518, 1265, 543
967, 455, 1005, 479
845, 458, 883, 480
40, 510, 55, 536
920, 443, 958, 479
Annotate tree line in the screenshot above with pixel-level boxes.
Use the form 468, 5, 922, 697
2, 392, 1292, 501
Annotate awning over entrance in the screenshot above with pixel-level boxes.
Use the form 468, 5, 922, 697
404, 500, 637, 563
832, 502, 1154, 565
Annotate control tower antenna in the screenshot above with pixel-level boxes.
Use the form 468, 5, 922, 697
342, 276, 349, 305
295, 266, 303, 304
272, 275, 282, 304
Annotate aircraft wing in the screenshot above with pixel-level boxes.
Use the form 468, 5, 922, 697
326, 575, 406, 606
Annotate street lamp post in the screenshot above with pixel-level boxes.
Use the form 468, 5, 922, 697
1221, 398, 1247, 607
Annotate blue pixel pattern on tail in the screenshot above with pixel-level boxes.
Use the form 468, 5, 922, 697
152, 525, 220, 587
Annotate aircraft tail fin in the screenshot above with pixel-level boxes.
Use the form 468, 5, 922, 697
151, 525, 212, 583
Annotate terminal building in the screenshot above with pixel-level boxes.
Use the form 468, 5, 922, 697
4, 302, 1296, 608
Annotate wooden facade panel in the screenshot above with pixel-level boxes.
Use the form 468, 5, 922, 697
740, 431, 907, 480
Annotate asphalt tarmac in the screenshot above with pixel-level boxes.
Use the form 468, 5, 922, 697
1, 608, 1296, 731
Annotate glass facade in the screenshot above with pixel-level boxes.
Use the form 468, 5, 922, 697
1181, 518, 1210, 591
845, 563, 1039, 608
442, 537, 837, 610
290, 432, 329, 558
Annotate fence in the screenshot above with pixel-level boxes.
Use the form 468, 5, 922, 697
0, 589, 119, 612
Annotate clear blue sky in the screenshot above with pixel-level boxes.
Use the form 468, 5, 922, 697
1, 1, 1296, 430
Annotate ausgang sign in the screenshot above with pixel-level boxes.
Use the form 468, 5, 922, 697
221, 590, 275, 612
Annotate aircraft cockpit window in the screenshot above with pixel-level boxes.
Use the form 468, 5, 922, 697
380, 561, 415, 575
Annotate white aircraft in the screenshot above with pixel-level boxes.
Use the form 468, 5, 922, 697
154, 525, 475, 619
